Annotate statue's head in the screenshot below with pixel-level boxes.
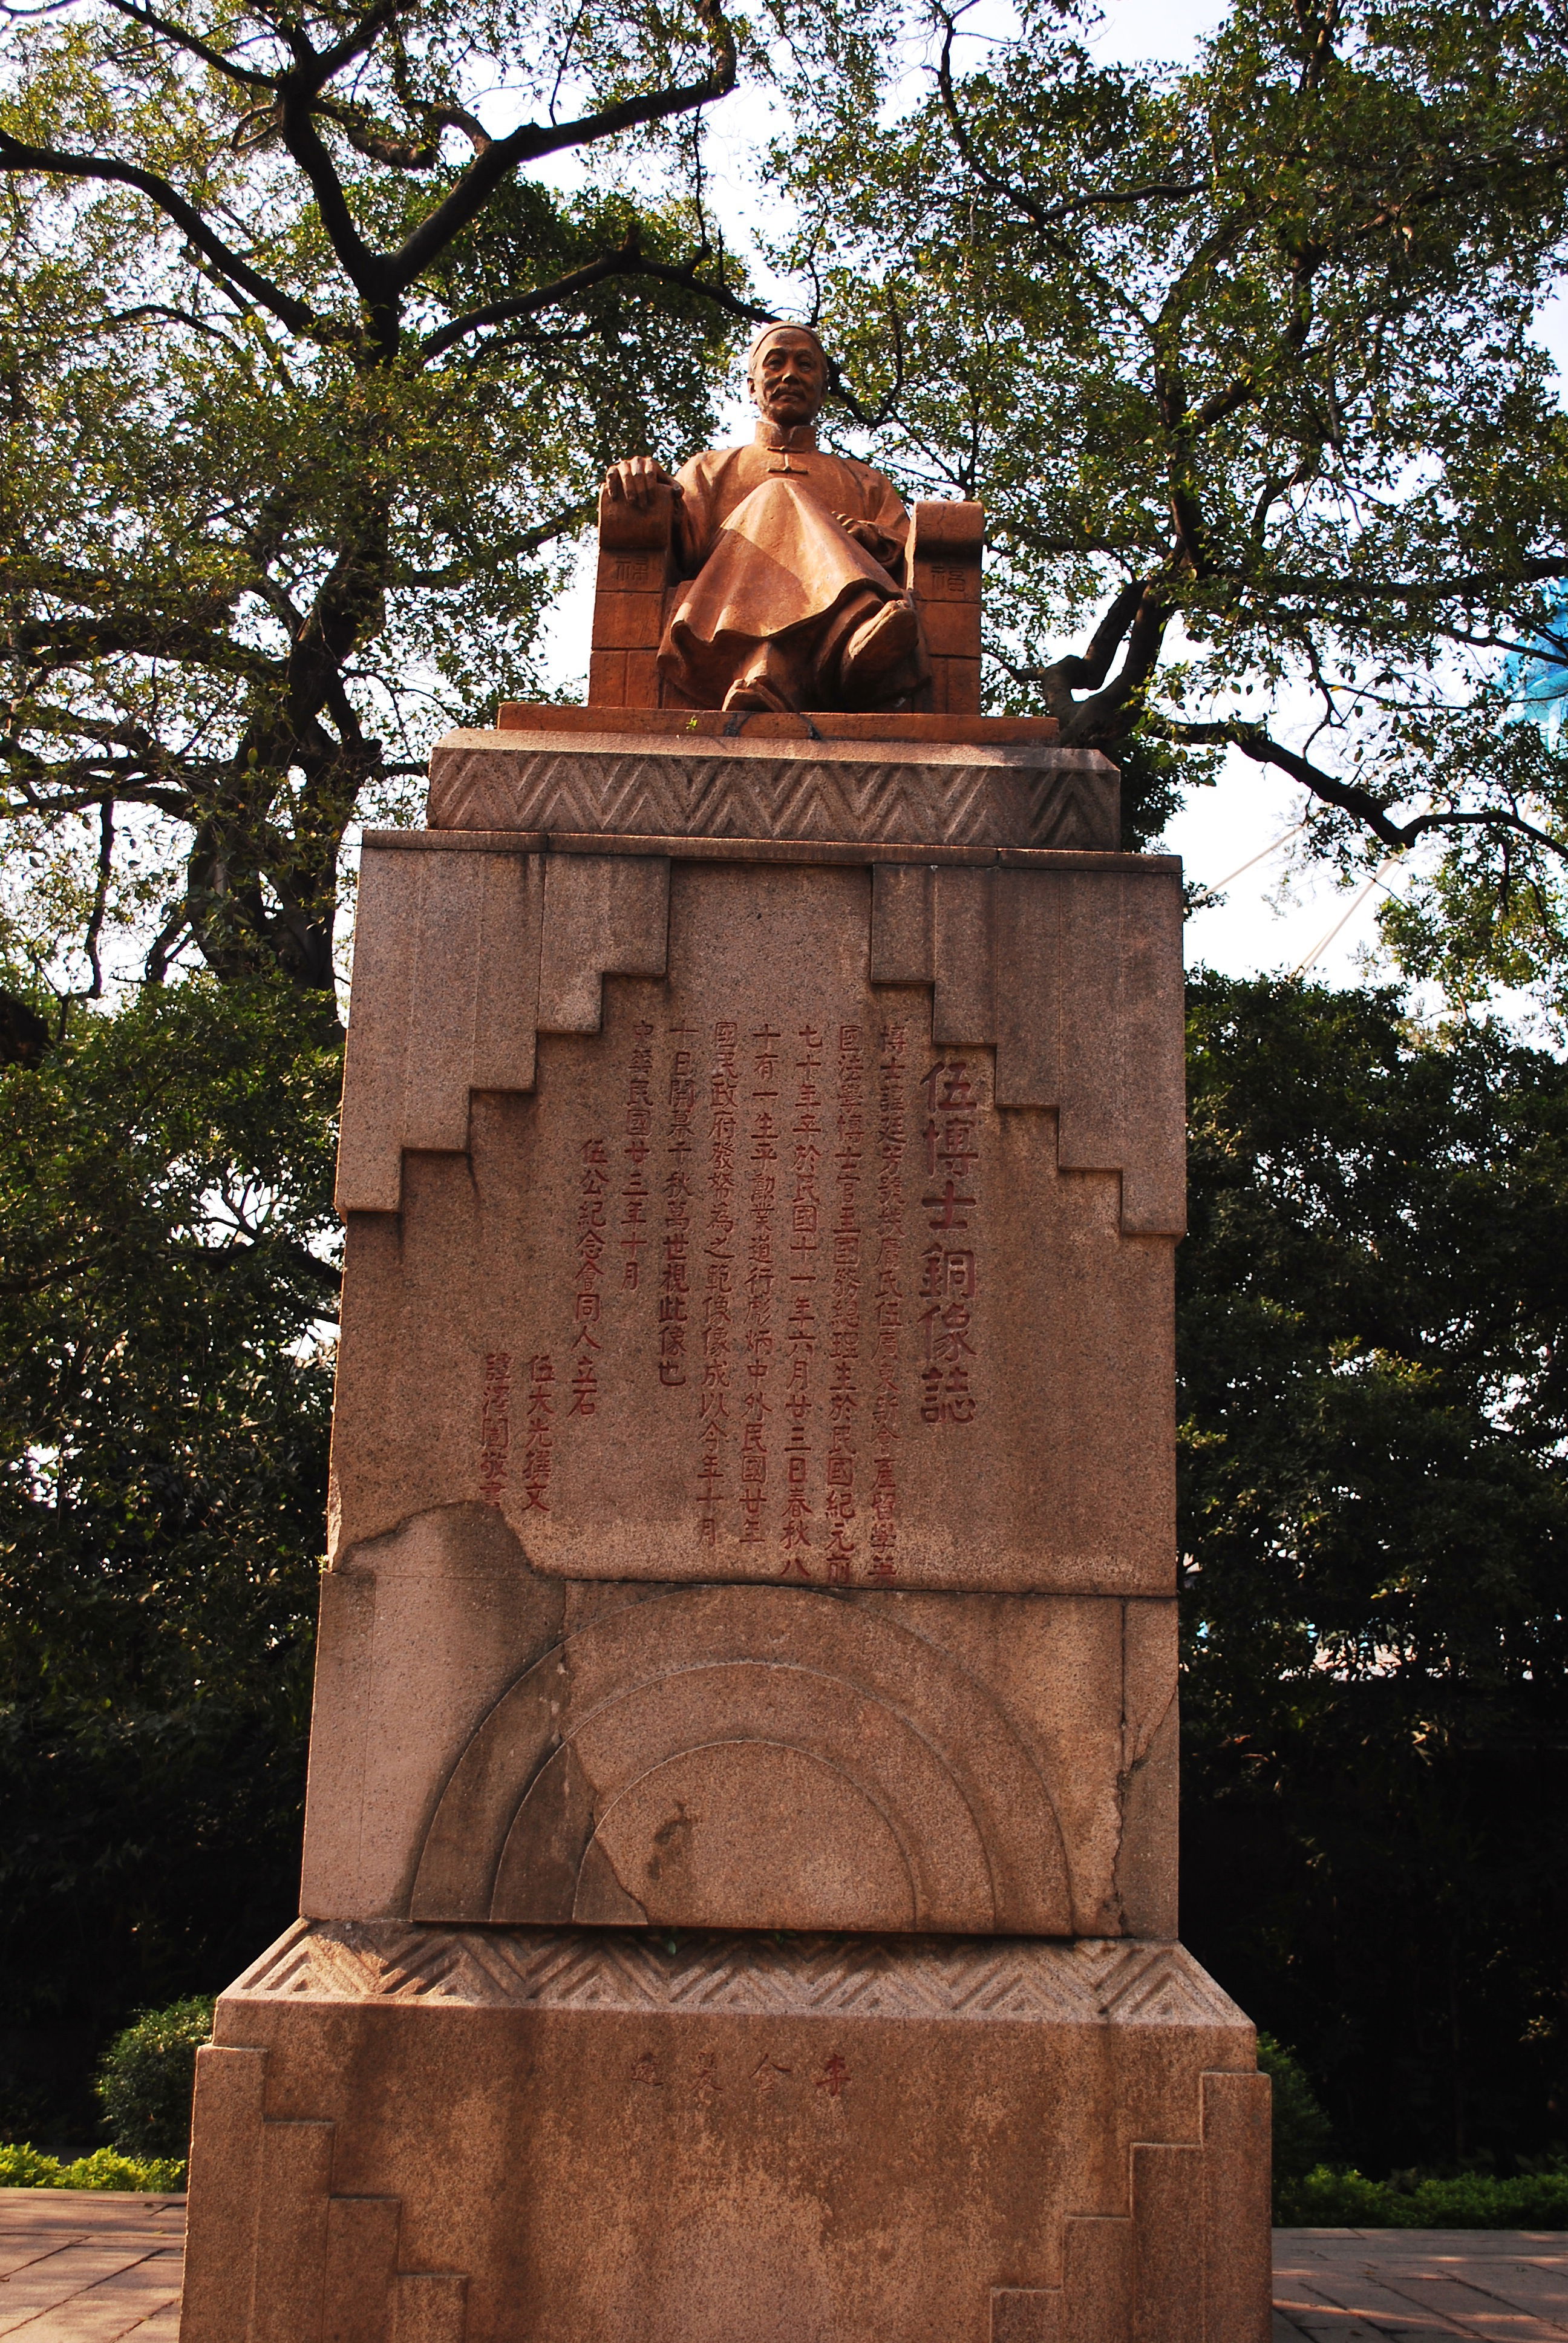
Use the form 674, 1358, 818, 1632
746, 324, 828, 429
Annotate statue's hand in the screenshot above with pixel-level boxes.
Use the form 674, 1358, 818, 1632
833, 512, 901, 568
604, 456, 682, 509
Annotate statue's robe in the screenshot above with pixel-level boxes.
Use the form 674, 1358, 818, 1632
657, 421, 927, 711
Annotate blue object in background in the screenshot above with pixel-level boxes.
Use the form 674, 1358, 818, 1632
1503, 592, 1568, 750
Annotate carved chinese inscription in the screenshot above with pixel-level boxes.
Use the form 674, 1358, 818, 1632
619, 1021, 655, 1293
782, 1026, 824, 1575
870, 1026, 909, 1582
920, 1061, 982, 1427
660, 1032, 697, 1388
699, 1022, 740, 1546
742, 1027, 781, 1550
498, 997, 1000, 1585
478, 1350, 512, 1505
521, 1354, 555, 1513
572, 1141, 608, 1417
826, 1022, 866, 1584
442, 861, 1171, 1596
622, 2046, 851, 2112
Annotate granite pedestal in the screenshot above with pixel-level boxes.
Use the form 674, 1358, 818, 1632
178, 716, 1272, 2343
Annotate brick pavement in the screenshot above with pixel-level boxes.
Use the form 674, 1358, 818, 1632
4, 2198, 1568, 2338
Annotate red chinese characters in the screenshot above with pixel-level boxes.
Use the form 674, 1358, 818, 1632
870, 1024, 909, 1579
919, 1060, 982, 1425
781, 1024, 825, 1576
825, 1023, 865, 1583
478, 1349, 512, 1506
742, 1026, 781, 1547
697, 1022, 739, 1544
815, 2053, 849, 2100
572, 1138, 609, 1417
659, 1030, 698, 1388
521, 1353, 555, 1510
619, 1020, 655, 1292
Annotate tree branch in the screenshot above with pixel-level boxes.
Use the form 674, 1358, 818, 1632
0, 131, 315, 335
98, 0, 275, 90
422, 238, 766, 359
75, 798, 115, 1002
10, 610, 281, 680
1243, 560, 1568, 605
313, 95, 491, 171
275, 38, 396, 306
1156, 716, 1568, 859
387, 0, 737, 295
389, 500, 594, 580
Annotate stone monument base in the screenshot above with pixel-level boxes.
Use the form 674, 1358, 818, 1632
178, 1922, 1270, 2343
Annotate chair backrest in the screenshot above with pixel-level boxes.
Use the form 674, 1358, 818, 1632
586, 482, 984, 712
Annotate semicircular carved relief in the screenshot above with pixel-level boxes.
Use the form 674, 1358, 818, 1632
411, 1587, 1071, 1935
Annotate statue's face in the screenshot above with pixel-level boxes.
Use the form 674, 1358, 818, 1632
750, 331, 827, 428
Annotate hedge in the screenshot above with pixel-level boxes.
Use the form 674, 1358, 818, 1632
0, 2143, 186, 2192
1281, 2165, 1568, 2228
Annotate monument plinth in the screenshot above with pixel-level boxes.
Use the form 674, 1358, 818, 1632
178, 321, 1270, 2341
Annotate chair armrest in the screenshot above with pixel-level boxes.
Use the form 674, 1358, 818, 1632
910, 500, 984, 713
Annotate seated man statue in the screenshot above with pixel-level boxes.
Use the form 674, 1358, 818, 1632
603, 323, 929, 715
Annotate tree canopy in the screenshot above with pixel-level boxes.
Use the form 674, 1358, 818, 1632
1, 0, 764, 995
7, 0, 1568, 1009
780, 0, 1568, 1001
0, 975, 337, 2140
1181, 972, 1568, 2171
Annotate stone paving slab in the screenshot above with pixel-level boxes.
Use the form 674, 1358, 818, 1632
1274, 2229, 1568, 2341
4, 2198, 1567, 2338
0, 2200, 184, 2339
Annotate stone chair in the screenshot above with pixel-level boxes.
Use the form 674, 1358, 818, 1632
587, 479, 985, 715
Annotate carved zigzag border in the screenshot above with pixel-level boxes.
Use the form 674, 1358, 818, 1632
428, 751, 1116, 850
235, 1921, 1246, 2031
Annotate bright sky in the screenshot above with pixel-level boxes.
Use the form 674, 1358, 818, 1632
537, 0, 1564, 995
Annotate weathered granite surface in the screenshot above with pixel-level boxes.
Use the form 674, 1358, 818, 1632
178, 721, 1269, 2343
180, 1922, 1269, 2343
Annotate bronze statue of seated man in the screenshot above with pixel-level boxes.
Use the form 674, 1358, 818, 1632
602, 324, 929, 715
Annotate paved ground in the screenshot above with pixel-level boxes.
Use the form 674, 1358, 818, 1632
4, 2198, 1568, 2338
1274, 2230, 1568, 2339
0, 2196, 182, 2339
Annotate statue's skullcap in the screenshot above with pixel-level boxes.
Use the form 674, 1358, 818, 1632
746, 321, 828, 375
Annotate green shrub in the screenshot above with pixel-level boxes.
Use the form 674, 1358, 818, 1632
94, 1997, 214, 2159
0, 2143, 64, 2187
1256, 2034, 1336, 2213
0, 2142, 185, 2191
1279, 2163, 1568, 2227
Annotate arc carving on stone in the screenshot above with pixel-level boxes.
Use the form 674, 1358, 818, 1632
410, 1586, 1071, 1935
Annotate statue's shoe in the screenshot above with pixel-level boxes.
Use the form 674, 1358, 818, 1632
722, 669, 795, 715
840, 597, 920, 694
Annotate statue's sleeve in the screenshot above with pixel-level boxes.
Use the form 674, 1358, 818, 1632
864, 467, 911, 540
852, 465, 910, 581
671, 454, 720, 575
